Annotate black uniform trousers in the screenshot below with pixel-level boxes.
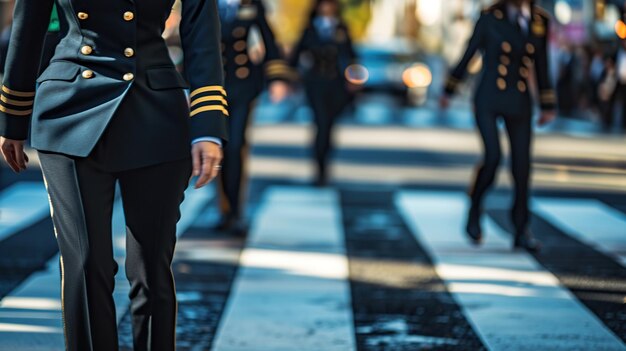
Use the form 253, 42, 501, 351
39, 152, 192, 351
304, 77, 349, 181
470, 106, 532, 234
219, 79, 259, 219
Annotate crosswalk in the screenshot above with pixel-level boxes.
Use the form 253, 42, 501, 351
0, 182, 625, 350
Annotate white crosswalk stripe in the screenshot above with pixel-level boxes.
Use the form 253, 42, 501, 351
396, 191, 626, 351
534, 198, 626, 267
212, 187, 355, 351
0, 182, 50, 243
0, 185, 214, 351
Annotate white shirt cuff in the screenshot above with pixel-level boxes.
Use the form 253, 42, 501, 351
192, 137, 222, 148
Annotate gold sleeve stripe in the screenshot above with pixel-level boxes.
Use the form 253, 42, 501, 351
2, 85, 35, 98
0, 104, 33, 116
1, 95, 34, 107
190, 105, 229, 118
190, 96, 228, 107
265, 60, 289, 67
190, 86, 227, 98
266, 66, 293, 73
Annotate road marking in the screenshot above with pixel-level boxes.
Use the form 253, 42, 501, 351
0, 182, 50, 242
0, 185, 213, 351
534, 199, 626, 267
396, 191, 626, 351
212, 187, 355, 351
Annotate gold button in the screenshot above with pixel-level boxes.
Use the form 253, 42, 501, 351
123, 73, 134, 81
497, 78, 507, 90
520, 67, 529, 78
124, 48, 135, 57
494, 9, 504, 20
498, 65, 507, 76
234, 54, 248, 65
235, 67, 250, 79
523, 56, 533, 66
234, 40, 247, 52
500, 55, 510, 65
526, 43, 535, 54
82, 70, 94, 79
77, 12, 89, 20
232, 27, 247, 38
501, 42, 511, 53
123, 11, 134, 21
80, 45, 93, 55
518, 81, 527, 92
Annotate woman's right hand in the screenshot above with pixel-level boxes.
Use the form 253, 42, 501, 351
0, 137, 28, 173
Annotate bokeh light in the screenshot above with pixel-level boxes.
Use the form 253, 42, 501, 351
345, 64, 370, 85
402, 63, 432, 89
555, 0, 573, 25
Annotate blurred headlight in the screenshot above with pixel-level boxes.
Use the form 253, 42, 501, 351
345, 64, 369, 85
402, 64, 432, 89
616, 20, 626, 39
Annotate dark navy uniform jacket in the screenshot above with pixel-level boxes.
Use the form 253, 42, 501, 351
445, 3, 557, 116
219, 0, 292, 102
0, 0, 228, 169
290, 19, 357, 117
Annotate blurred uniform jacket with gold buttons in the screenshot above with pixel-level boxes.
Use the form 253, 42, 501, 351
220, 0, 291, 99
0, 0, 228, 171
444, 2, 556, 116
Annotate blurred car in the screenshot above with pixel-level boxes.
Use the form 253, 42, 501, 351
350, 39, 432, 106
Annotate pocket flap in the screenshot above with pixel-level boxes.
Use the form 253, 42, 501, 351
146, 67, 189, 90
37, 61, 81, 83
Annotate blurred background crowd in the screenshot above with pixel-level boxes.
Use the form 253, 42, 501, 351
1, 0, 626, 131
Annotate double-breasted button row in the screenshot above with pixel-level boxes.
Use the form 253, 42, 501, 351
81, 70, 134, 81
77, 11, 133, 21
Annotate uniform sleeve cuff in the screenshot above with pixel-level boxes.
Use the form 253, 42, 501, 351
265, 60, 298, 82
444, 76, 460, 95
539, 90, 557, 110
192, 137, 223, 147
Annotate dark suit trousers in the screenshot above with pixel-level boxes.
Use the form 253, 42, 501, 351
305, 78, 349, 180
219, 76, 261, 219
39, 152, 192, 351
470, 108, 532, 234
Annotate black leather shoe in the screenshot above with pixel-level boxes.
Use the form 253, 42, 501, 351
465, 207, 483, 245
513, 231, 542, 253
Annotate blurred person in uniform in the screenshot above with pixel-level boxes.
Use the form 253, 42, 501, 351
556, 44, 575, 116
0, 0, 227, 350
290, 0, 357, 186
440, 0, 557, 252
608, 39, 626, 130
598, 54, 618, 125
215, 0, 291, 234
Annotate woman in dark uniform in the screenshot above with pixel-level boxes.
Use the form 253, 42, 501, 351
441, 0, 557, 252
0, 0, 227, 350
290, 0, 357, 186
216, 0, 291, 234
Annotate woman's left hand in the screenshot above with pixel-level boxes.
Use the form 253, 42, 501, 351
191, 141, 223, 189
